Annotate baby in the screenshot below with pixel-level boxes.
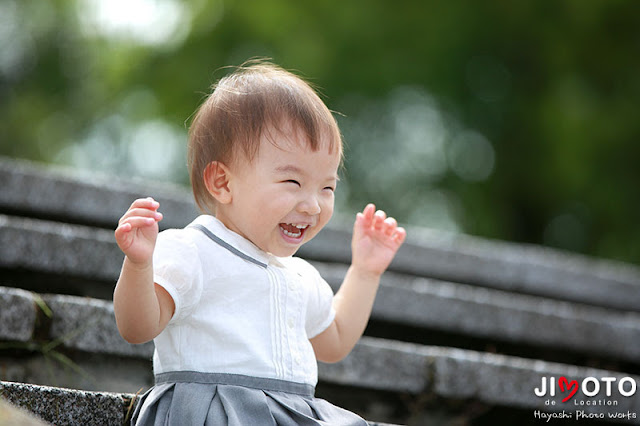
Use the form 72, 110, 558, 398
114, 61, 406, 425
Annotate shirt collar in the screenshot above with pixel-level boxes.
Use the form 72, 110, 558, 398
190, 215, 283, 267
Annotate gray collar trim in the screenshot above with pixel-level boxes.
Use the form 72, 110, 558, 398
188, 223, 268, 268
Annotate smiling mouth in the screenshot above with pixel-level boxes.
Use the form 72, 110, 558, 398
279, 223, 309, 239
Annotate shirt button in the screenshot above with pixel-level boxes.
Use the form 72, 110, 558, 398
288, 281, 296, 291
295, 356, 301, 365
287, 318, 295, 329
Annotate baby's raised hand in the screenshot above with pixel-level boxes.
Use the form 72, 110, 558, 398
114, 198, 163, 266
351, 203, 406, 277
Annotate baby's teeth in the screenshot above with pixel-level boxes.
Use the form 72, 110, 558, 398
286, 223, 308, 229
280, 225, 302, 238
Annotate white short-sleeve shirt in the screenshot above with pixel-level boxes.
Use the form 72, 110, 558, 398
151, 215, 336, 386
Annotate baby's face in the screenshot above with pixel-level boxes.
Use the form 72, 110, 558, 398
216, 125, 341, 257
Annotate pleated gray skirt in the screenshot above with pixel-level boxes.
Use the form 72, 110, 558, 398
131, 371, 368, 425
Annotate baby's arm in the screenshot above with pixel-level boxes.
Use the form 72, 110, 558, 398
113, 198, 175, 344
311, 204, 406, 362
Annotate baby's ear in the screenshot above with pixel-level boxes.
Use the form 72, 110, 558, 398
204, 161, 232, 204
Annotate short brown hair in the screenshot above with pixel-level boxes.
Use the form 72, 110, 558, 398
187, 60, 343, 214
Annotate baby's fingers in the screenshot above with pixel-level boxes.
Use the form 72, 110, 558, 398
129, 197, 160, 211
115, 216, 154, 239
393, 226, 407, 245
120, 216, 158, 230
372, 210, 387, 230
381, 217, 406, 247
382, 217, 397, 236
359, 204, 376, 225
115, 221, 134, 249
119, 208, 163, 225
114, 222, 131, 237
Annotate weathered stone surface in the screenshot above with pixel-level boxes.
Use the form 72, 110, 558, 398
36, 265, 640, 368
0, 157, 197, 230
0, 352, 153, 394
4, 156, 640, 311
4, 226, 638, 362
303, 229, 640, 312
320, 338, 431, 394
0, 381, 132, 426
42, 294, 153, 359
4, 339, 640, 424
0, 287, 36, 342
0, 215, 122, 283
325, 337, 640, 422
315, 263, 640, 363
22, 291, 640, 417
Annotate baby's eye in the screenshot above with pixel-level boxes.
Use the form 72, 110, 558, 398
285, 180, 301, 187
324, 186, 335, 192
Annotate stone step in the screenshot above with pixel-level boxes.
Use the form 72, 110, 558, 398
299, 225, 640, 314
318, 264, 640, 364
321, 338, 640, 424
2, 156, 640, 312
0, 157, 197, 231
2, 215, 640, 363
3, 156, 640, 424
1, 380, 400, 426
2, 285, 640, 422
1, 380, 137, 426
3, 337, 640, 425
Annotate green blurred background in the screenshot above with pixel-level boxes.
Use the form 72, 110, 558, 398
1, 0, 639, 264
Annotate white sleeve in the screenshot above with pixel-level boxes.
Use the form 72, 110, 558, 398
302, 262, 336, 339
153, 229, 203, 324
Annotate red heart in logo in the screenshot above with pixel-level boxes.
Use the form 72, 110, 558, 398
558, 376, 579, 402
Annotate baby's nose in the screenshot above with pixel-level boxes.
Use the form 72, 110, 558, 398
298, 195, 321, 215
